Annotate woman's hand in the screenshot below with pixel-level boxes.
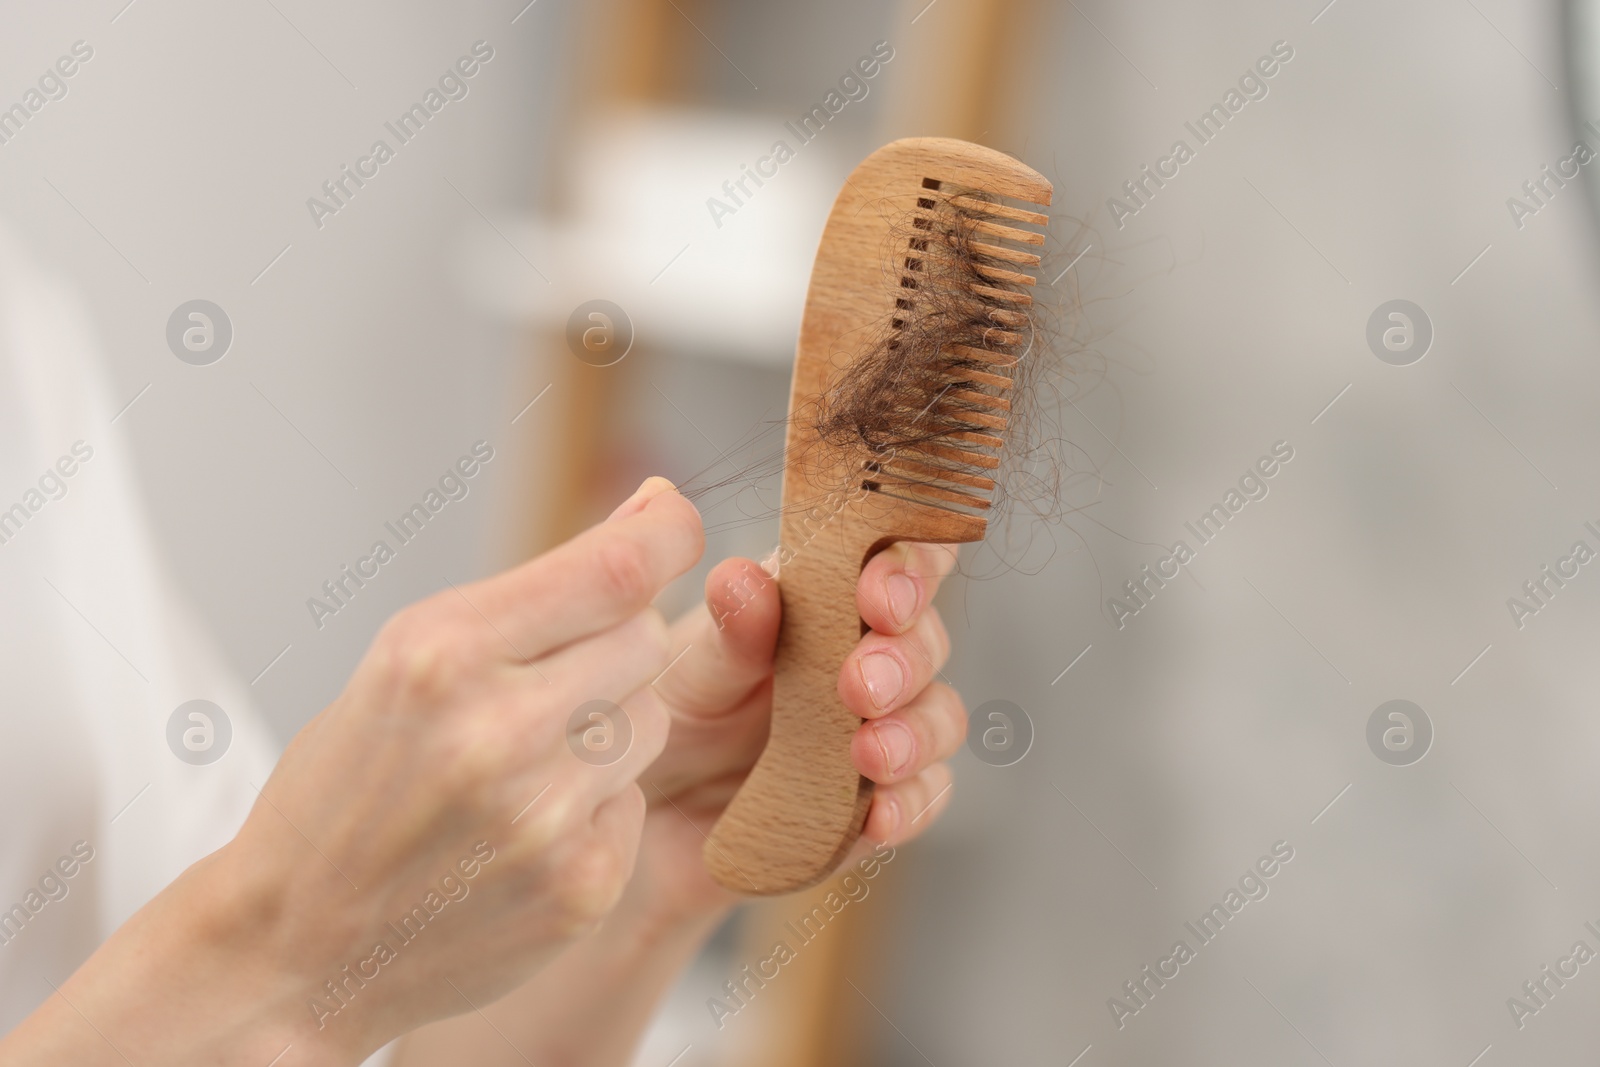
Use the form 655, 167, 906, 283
632, 538, 968, 925
391, 537, 970, 1067
0, 477, 705, 1067
234, 477, 705, 1052
389, 530, 970, 1067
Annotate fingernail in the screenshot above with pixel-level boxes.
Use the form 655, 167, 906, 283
607, 476, 676, 521
873, 720, 915, 778
636, 476, 676, 501
886, 573, 918, 626
858, 650, 905, 710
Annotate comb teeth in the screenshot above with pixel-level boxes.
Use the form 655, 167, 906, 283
878, 453, 997, 491
950, 386, 1011, 412
970, 262, 1037, 287
946, 366, 1014, 390
968, 240, 1041, 267
915, 212, 1044, 247
820, 174, 1046, 517
862, 179, 1048, 514
947, 194, 1050, 226
971, 283, 1033, 307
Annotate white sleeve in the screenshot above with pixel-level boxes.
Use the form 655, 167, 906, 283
0, 218, 302, 1041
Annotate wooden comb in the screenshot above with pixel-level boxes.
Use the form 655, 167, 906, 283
704, 138, 1052, 894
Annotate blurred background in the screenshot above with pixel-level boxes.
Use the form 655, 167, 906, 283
5, 0, 1600, 1062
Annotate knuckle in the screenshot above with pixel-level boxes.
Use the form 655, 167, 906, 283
427, 718, 526, 813
551, 840, 626, 930
515, 784, 580, 854
593, 539, 654, 605
372, 607, 473, 703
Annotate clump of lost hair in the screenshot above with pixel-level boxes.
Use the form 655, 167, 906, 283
803, 181, 1080, 531
680, 175, 1107, 574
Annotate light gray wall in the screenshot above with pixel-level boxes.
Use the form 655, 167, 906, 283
0, 0, 575, 738
880, 0, 1600, 1063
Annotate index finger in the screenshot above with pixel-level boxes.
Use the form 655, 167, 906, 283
459, 479, 705, 660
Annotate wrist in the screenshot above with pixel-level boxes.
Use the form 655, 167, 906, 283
172, 842, 367, 1065
130, 843, 365, 1065
0, 841, 358, 1067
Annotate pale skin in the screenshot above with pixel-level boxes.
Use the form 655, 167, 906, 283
0, 477, 966, 1066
